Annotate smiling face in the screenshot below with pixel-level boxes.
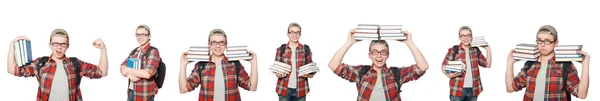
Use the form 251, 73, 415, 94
368, 41, 389, 68
459, 29, 473, 46
536, 32, 558, 56
135, 28, 150, 46
287, 26, 301, 42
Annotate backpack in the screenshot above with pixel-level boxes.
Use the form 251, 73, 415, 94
358, 65, 403, 92
129, 46, 166, 89
523, 61, 572, 101
35, 57, 82, 86
277, 44, 314, 75
451, 45, 481, 61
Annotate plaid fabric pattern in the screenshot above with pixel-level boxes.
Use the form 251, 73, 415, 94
185, 56, 252, 101
441, 43, 488, 97
121, 44, 161, 101
274, 42, 314, 98
334, 63, 425, 101
512, 56, 580, 101
14, 55, 103, 101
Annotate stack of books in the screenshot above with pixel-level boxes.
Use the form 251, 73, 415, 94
470, 36, 488, 47
269, 61, 291, 75
127, 58, 141, 89
14, 39, 33, 67
298, 62, 319, 76
378, 25, 406, 40
354, 24, 380, 41
513, 43, 540, 61
444, 61, 465, 74
187, 46, 210, 62
226, 46, 252, 61
555, 45, 584, 61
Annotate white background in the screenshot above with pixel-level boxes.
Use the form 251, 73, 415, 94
0, 0, 597, 101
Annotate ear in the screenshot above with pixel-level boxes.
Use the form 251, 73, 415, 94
554, 40, 559, 46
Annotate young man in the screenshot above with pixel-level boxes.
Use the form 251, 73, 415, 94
7, 28, 109, 101
273, 23, 315, 101
505, 25, 590, 100
120, 25, 161, 101
178, 29, 259, 101
328, 29, 429, 101
441, 26, 492, 101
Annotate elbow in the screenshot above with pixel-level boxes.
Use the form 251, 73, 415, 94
506, 88, 514, 93
249, 88, 257, 91
179, 88, 188, 94
579, 94, 587, 99
101, 73, 108, 77
419, 64, 429, 71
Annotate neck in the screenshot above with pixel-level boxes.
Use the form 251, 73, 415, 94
373, 66, 384, 73
211, 54, 225, 62
139, 42, 149, 49
539, 51, 555, 62
289, 41, 299, 47
462, 43, 471, 49
52, 55, 65, 62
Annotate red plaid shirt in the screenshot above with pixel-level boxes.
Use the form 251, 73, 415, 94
334, 63, 425, 101
185, 56, 252, 101
13, 55, 104, 101
274, 42, 314, 97
512, 56, 580, 101
441, 44, 488, 97
121, 44, 161, 101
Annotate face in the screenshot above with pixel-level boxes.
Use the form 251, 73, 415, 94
536, 33, 557, 55
368, 44, 389, 68
135, 28, 150, 45
458, 30, 473, 45
208, 35, 227, 56
287, 26, 301, 42
49, 36, 69, 59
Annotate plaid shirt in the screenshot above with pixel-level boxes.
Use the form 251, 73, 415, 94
441, 43, 488, 97
512, 56, 580, 101
334, 63, 425, 101
13, 55, 103, 101
185, 56, 252, 101
121, 44, 161, 101
274, 42, 314, 97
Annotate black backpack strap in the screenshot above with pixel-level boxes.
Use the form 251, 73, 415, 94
35, 56, 50, 76
523, 61, 536, 74
389, 67, 402, 92
230, 60, 242, 75
68, 57, 81, 86
357, 65, 371, 81
129, 47, 139, 56
278, 44, 287, 62
451, 45, 460, 60
559, 62, 573, 101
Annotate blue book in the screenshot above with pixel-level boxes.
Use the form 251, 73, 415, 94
14, 40, 32, 67
127, 58, 140, 69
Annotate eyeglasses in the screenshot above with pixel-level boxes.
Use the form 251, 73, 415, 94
209, 41, 227, 46
135, 34, 149, 37
370, 50, 388, 55
50, 42, 69, 47
536, 39, 555, 45
288, 31, 301, 36
459, 34, 472, 38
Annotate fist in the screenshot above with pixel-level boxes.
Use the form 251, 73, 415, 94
92, 39, 106, 49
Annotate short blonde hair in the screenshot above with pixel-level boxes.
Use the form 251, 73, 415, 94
50, 28, 69, 43
288, 22, 301, 32
137, 24, 151, 35
458, 25, 472, 35
369, 40, 389, 51
208, 29, 227, 42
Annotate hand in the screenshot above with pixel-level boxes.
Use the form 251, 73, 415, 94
247, 51, 257, 61
300, 74, 314, 78
120, 65, 128, 76
274, 72, 286, 78
445, 72, 461, 78
92, 38, 106, 49
578, 50, 590, 64
507, 49, 517, 63
181, 51, 190, 64
399, 31, 413, 43
127, 74, 140, 82
12, 36, 30, 43
481, 44, 490, 49
346, 29, 358, 44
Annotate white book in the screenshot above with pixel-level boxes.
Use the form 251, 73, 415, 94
226, 50, 248, 54
189, 48, 210, 52
555, 57, 583, 62
380, 36, 406, 40
555, 50, 578, 55
379, 25, 403, 30
513, 56, 537, 61
269, 67, 290, 75
355, 29, 379, 34
354, 34, 379, 37
515, 43, 537, 50
354, 37, 379, 41
187, 58, 210, 62
227, 46, 248, 51
227, 56, 252, 61
188, 51, 209, 55
356, 24, 380, 29
515, 49, 539, 54
379, 33, 405, 37
187, 55, 210, 59
512, 53, 540, 58
378, 29, 403, 34
555, 45, 582, 50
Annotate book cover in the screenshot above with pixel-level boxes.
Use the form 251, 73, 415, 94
14, 40, 33, 67
226, 53, 250, 58
556, 45, 582, 50
554, 50, 578, 55
127, 58, 140, 69
555, 54, 583, 58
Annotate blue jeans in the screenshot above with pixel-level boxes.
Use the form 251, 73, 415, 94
450, 88, 478, 101
128, 90, 155, 101
278, 88, 306, 101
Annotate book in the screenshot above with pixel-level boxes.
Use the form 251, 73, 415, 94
378, 29, 403, 34
14, 40, 33, 67
380, 36, 407, 40
445, 61, 465, 74
186, 54, 210, 59
515, 43, 537, 50
298, 62, 319, 76
270, 61, 292, 74
354, 34, 380, 37
555, 50, 578, 55
188, 51, 209, 55
379, 33, 405, 37
514, 49, 540, 54
378, 25, 403, 30
555, 45, 582, 50
226, 46, 248, 51
554, 45, 583, 62
513, 43, 540, 61
354, 36, 379, 41
355, 29, 379, 34
513, 52, 541, 58
470, 36, 488, 47
127, 58, 141, 69
189, 47, 209, 52
356, 24, 380, 29
225, 50, 248, 54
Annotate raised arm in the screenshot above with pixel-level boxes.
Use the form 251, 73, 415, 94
505, 49, 522, 93
328, 29, 357, 71
179, 51, 193, 93
400, 31, 428, 71
247, 51, 258, 91
92, 38, 108, 77
575, 51, 590, 99
480, 45, 492, 68
7, 36, 30, 74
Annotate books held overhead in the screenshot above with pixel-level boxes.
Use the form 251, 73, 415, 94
187, 45, 252, 62
298, 62, 319, 76
513, 43, 539, 61
353, 24, 406, 41
555, 45, 583, 62
470, 36, 488, 47
14, 39, 33, 67
445, 61, 465, 74
269, 61, 291, 75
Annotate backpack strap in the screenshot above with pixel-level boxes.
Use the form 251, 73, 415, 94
451, 45, 460, 61
357, 65, 371, 81
278, 44, 287, 62
68, 57, 81, 86
35, 56, 50, 76
389, 67, 402, 92
558, 62, 573, 101
230, 60, 242, 76
522, 61, 536, 75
